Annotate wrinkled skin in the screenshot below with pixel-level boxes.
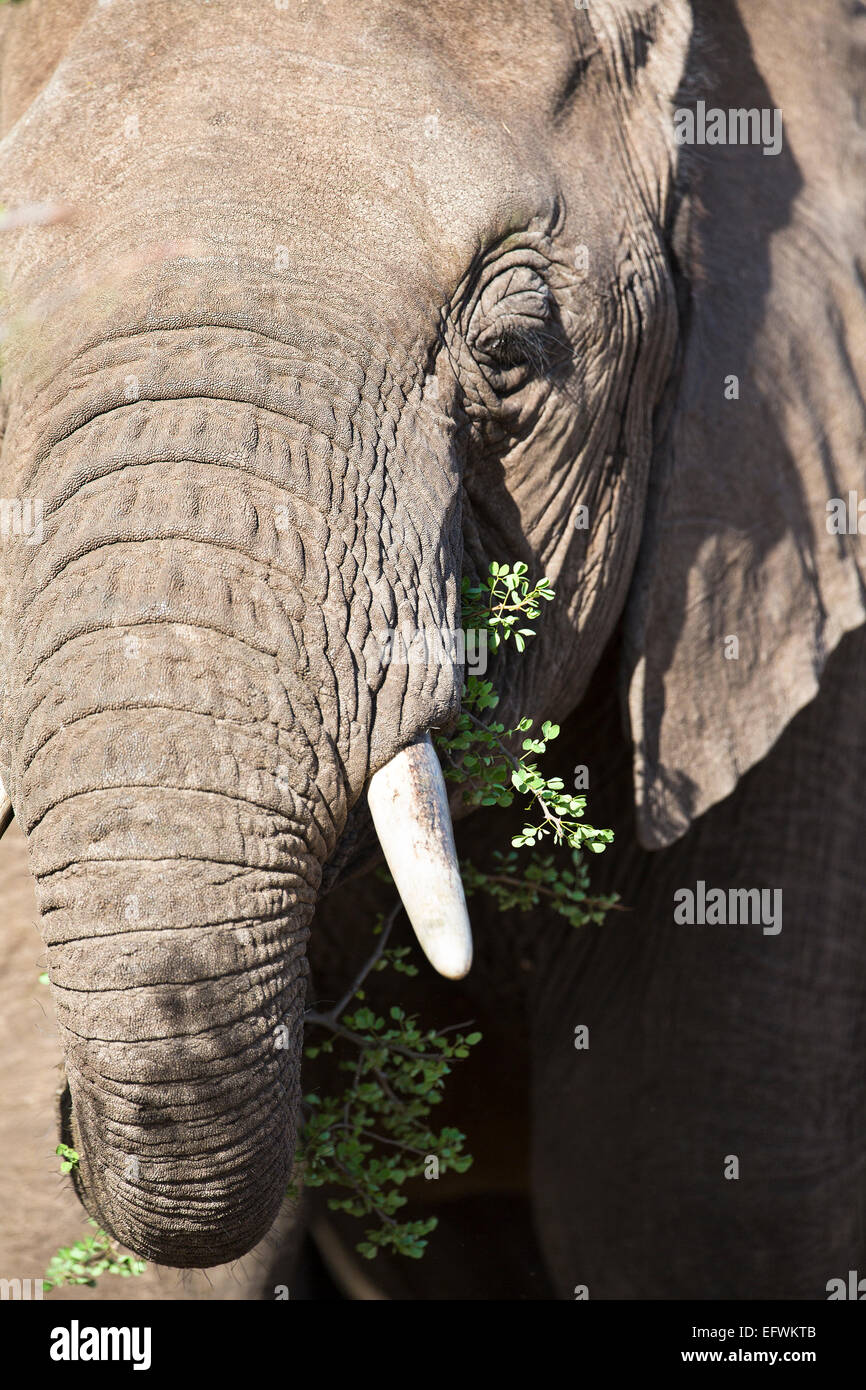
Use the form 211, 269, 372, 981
0, 0, 864, 1295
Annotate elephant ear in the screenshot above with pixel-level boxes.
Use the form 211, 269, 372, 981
624, 0, 866, 849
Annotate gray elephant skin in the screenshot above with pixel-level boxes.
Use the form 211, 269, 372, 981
0, 0, 864, 1300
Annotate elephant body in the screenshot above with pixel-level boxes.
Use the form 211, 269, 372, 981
0, 0, 864, 1296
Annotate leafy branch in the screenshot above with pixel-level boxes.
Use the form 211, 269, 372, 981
437, 561, 617, 856
290, 905, 480, 1261
462, 849, 622, 929
43, 1221, 146, 1292
293, 562, 618, 1260
459, 560, 554, 654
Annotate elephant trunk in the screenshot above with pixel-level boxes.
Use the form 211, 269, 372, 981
19, 528, 345, 1266
0, 294, 464, 1265
42, 781, 318, 1267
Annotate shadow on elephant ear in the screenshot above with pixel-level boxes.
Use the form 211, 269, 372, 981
624, 0, 866, 851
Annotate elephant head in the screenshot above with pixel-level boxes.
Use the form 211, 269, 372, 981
0, 0, 862, 1269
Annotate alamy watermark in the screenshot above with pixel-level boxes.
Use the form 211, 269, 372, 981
674, 881, 782, 935
50, 1321, 151, 1370
378, 625, 488, 675
0, 1277, 44, 1300
826, 1270, 866, 1299
826, 492, 866, 534
0, 497, 43, 546
674, 102, 783, 157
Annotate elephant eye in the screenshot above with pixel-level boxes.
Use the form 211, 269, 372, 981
468, 266, 556, 385
477, 322, 547, 371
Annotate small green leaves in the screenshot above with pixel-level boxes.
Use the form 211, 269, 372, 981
437, 562, 615, 867
43, 1221, 146, 1292
459, 565, 554, 656
355, 1217, 438, 1261
292, 560, 617, 1262
291, 950, 482, 1261
462, 849, 620, 929
55, 1143, 79, 1175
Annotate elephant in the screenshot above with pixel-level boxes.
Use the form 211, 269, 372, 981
0, 0, 864, 1299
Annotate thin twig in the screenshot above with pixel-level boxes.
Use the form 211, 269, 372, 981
303, 1015, 444, 1063
330, 1124, 429, 1159
463, 709, 565, 838
372, 1066, 400, 1105
319, 900, 402, 1024
469, 870, 628, 909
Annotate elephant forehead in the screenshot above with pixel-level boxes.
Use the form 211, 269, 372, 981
0, 2, 680, 303
0, 5, 568, 317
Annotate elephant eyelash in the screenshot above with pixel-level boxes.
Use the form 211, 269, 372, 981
480, 321, 570, 380
484, 326, 549, 372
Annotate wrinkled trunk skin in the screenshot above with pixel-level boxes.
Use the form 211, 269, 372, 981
0, 1, 475, 1268
0, 273, 462, 1266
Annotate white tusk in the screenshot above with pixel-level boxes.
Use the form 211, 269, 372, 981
367, 733, 473, 980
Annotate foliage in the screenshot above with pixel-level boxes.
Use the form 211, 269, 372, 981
459, 560, 554, 654
438, 561, 618, 879
290, 909, 479, 1260
43, 1221, 147, 1292
55, 1143, 79, 1176
462, 848, 620, 929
